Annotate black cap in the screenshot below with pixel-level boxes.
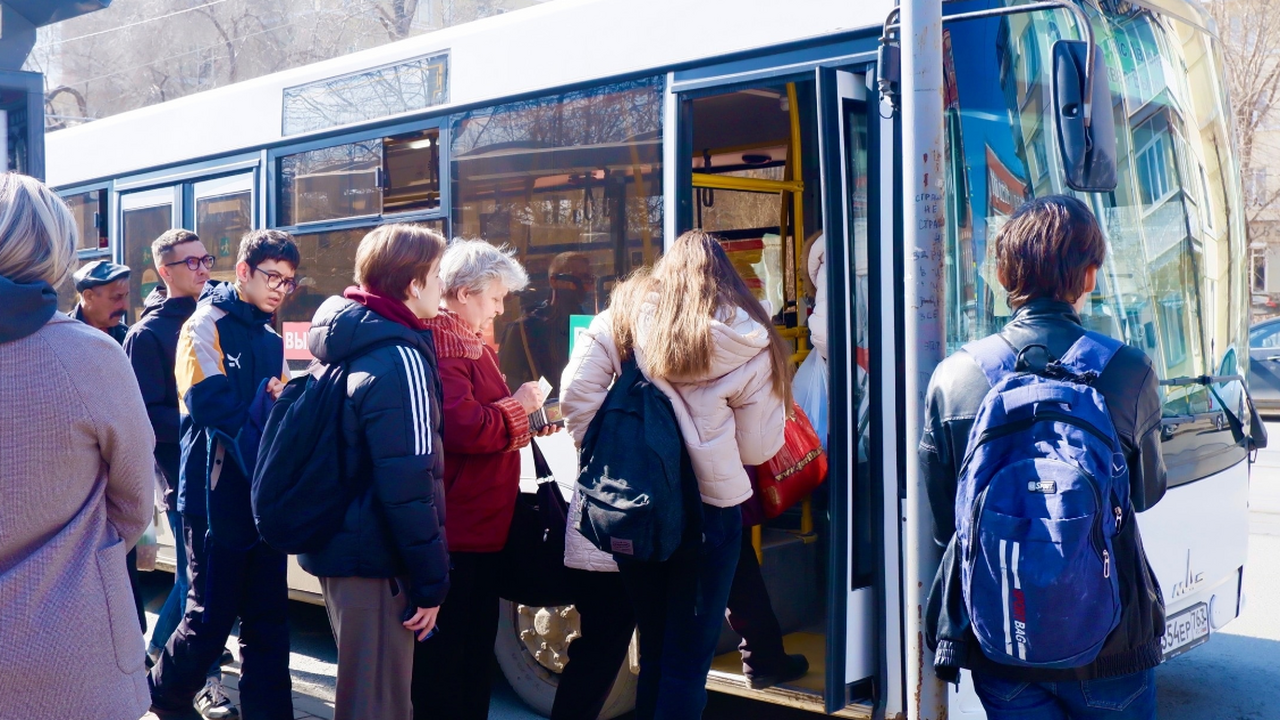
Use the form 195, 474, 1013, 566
73, 260, 131, 292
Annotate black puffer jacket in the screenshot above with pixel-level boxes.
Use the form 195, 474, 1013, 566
123, 287, 198, 511
297, 297, 449, 609
923, 299, 1168, 683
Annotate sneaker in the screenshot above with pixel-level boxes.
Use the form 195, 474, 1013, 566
194, 677, 240, 720
746, 652, 810, 690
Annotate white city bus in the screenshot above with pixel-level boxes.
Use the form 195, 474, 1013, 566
48, 0, 1259, 717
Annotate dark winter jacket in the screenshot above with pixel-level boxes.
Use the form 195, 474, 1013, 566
123, 287, 198, 511
923, 299, 1168, 683
422, 309, 531, 554
175, 281, 287, 548
297, 297, 450, 609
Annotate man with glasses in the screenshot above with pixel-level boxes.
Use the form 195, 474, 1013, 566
150, 230, 300, 720
123, 229, 239, 719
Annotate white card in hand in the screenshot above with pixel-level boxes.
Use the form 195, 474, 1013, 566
537, 376, 552, 399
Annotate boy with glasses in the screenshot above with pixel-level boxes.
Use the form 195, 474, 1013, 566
150, 230, 300, 720
124, 229, 238, 719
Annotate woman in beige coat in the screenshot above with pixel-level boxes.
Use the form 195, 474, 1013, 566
0, 173, 156, 720
559, 229, 789, 720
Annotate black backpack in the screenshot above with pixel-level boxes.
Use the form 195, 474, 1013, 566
251, 341, 404, 554
574, 357, 699, 563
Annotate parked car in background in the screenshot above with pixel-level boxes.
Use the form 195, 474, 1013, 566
1250, 319, 1280, 415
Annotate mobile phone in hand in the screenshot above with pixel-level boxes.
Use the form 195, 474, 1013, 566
529, 399, 564, 432
401, 606, 437, 641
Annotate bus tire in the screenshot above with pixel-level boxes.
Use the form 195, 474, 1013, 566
494, 599, 637, 719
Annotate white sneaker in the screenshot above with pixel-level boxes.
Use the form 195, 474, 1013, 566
194, 677, 239, 720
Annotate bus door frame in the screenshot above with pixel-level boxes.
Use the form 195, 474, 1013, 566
815, 64, 903, 717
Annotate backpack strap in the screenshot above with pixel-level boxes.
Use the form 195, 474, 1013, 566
1056, 331, 1124, 378
962, 334, 1018, 387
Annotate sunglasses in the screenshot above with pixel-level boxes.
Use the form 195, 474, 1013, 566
164, 254, 217, 272
253, 266, 298, 295
553, 273, 595, 291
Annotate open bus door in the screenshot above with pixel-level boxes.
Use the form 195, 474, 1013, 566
674, 64, 898, 718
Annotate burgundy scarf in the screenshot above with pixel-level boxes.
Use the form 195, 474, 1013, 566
343, 286, 427, 331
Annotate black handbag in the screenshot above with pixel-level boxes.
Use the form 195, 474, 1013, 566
496, 439, 575, 607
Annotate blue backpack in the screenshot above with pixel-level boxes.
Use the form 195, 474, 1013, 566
956, 331, 1128, 669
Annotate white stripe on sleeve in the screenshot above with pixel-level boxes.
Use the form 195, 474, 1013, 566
404, 347, 432, 455
397, 346, 425, 456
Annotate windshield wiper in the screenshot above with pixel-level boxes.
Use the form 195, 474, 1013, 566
1159, 374, 1267, 452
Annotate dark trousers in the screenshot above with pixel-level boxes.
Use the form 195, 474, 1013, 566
551, 569, 636, 720
725, 533, 788, 676
411, 551, 502, 720
616, 503, 742, 720
150, 514, 293, 719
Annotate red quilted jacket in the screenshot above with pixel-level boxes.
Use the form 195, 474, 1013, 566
423, 310, 531, 553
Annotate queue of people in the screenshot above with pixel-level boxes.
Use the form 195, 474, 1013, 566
0, 166, 1164, 720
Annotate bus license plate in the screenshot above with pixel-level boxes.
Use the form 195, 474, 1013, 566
1161, 603, 1209, 659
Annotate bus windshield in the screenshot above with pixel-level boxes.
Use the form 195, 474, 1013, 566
941, 0, 1248, 485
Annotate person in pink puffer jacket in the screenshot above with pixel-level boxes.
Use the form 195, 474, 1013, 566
556, 230, 789, 720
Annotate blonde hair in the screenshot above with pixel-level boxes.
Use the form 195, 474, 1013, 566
611, 230, 793, 408
0, 173, 78, 288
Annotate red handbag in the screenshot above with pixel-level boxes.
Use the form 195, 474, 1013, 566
757, 404, 829, 519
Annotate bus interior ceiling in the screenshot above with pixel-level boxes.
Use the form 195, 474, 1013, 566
689, 80, 833, 698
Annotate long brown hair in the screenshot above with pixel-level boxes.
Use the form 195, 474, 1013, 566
611, 230, 794, 408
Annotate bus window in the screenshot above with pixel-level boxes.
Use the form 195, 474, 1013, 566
450, 77, 663, 397
277, 128, 444, 227
121, 188, 178, 322
278, 219, 448, 372
58, 189, 111, 312
278, 140, 383, 226
384, 129, 441, 215
194, 174, 254, 289
64, 190, 108, 251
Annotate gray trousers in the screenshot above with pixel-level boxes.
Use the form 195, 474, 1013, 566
320, 576, 414, 720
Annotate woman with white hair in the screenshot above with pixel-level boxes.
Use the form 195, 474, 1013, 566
412, 238, 557, 719
0, 173, 156, 719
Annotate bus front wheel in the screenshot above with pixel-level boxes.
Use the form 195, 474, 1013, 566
494, 599, 637, 719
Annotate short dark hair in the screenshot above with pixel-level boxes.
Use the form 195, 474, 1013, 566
237, 229, 300, 270
995, 195, 1106, 307
152, 229, 200, 266
354, 224, 447, 300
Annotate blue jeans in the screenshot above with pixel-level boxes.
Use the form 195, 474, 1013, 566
616, 503, 742, 720
149, 510, 220, 680
972, 668, 1157, 720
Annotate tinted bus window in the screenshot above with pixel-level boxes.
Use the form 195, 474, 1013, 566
451, 77, 663, 396
279, 140, 383, 226
64, 190, 107, 251
279, 219, 447, 371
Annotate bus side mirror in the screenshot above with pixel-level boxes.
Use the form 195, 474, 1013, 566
1053, 40, 1117, 192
